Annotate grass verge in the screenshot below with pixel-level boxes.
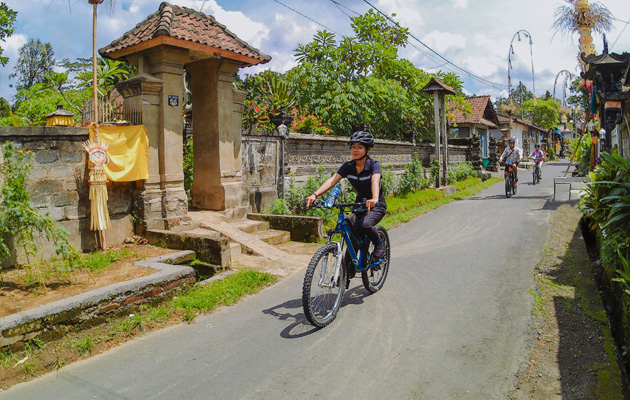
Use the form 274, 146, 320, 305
0, 270, 276, 390
380, 177, 501, 230
509, 204, 625, 399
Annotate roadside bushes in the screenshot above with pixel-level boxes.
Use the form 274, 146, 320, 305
579, 149, 630, 364
268, 159, 478, 220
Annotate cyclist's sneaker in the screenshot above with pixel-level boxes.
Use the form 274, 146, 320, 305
372, 238, 386, 259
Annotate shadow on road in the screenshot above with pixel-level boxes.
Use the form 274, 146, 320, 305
261, 285, 370, 338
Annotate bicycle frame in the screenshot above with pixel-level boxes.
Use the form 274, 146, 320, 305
327, 204, 384, 274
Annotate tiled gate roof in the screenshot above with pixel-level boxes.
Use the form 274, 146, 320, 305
99, 2, 270, 66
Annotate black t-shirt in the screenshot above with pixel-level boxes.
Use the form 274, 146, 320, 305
337, 157, 386, 205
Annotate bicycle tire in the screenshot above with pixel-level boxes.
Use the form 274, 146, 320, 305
362, 226, 391, 293
513, 176, 517, 195
505, 176, 512, 198
302, 243, 345, 328
532, 167, 536, 185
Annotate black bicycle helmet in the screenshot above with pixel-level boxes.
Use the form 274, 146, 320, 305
508, 137, 516, 143
349, 131, 374, 148
535, 143, 540, 147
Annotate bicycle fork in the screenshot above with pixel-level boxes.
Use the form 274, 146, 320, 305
318, 241, 344, 289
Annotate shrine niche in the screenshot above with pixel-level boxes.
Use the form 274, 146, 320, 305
100, 2, 270, 227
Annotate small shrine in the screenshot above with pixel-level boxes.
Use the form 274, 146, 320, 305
581, 46, 630, 154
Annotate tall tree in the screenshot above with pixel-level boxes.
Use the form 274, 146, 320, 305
287, 10, 465, 141
10, 39, 55, 91
0, 2, 16, 66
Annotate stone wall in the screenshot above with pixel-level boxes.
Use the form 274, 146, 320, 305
0, 127, 136, 267
241, 131, 472, 212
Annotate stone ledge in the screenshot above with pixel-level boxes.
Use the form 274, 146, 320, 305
247, 213, 323, 242
0, 251, 196, 349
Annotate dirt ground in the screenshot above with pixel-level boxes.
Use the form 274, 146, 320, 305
509, 204, 627, 399
0, 244, 173, 318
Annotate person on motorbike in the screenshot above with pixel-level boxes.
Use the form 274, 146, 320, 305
498, 137, 522, 185
305, 131, 387, 259
529, 143, 545, 178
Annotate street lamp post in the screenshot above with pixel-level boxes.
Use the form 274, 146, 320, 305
507, 30, 536, 107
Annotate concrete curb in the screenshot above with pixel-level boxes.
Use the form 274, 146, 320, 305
0, 251, 197, 349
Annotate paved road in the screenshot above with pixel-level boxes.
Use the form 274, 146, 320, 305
0, 163, 567, 400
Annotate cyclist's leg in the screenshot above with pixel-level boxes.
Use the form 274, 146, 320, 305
358, 206, 387, 258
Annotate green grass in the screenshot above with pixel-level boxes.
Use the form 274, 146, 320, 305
81, 247, 136, 272
381, 177, 501, 230
173, 270, 277, 318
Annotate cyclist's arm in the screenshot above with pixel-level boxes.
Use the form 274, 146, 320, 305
367, 173, 381, 211
306, 173, 343, 207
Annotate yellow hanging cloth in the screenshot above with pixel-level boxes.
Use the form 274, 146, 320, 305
88, 125, 149, 181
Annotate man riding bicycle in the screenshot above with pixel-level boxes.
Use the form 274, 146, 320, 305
305, 131, 387, 260
498, 137, 522, 185
529, 143, 545, 178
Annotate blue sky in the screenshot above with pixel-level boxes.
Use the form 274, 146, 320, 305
1, 0, 629, 103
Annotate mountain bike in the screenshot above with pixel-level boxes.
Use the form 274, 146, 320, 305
503, 160, 517, 198
302, 199, 390, 328
532, 159, 542, 185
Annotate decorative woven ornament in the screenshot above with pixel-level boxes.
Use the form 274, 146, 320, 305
83, 138, 112, 231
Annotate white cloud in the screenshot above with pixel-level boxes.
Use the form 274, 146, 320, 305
463, 56, 498, 77
422, 31, 466, 53
453, 0, 468, 9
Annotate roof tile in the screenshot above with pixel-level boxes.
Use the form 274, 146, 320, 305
100, 2, 270, 66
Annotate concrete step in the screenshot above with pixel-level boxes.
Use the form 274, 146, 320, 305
229, 242, 242, 259
252, 229, 291, 246
230, 219, 270, 234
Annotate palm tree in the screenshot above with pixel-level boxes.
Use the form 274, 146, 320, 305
552, 0, 613, 70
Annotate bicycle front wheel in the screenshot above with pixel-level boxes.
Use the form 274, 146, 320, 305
362, 226, 391, 293
302, 243, 345, 328
505, 176, 512, 198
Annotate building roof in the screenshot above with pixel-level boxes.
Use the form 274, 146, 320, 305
99, 2, 270, 67
496, 112, 547, 132
421, 78, 457, 95
449, 95, 499, 128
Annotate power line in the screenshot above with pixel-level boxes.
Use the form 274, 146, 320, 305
611, 18, 630, 50
361, 0, 508, 89
328, 0, 359, 17
270, 0, 344, 37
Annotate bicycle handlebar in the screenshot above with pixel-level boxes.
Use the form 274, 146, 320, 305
311, 199, 378, 210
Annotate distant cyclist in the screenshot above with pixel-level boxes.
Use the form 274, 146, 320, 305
305, 131, 387, 259
498, 138, 522, 185
529, 143, 545, 178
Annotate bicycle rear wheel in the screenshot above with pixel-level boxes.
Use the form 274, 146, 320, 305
532, 167, 537, 185
302, 243, 345, 328
362, 226, 390, 293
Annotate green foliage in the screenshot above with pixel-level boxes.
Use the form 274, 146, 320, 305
573, 133, 593, 176
579, 150, 630, 236
183, 135, 193, 192
239, 9, 466, 140
291, 114, 331, 135
397, 154, 426, 196
1, 86, 89, 126
446, 161, 476, 184
0, 2, 17, 66
380, 164, 397, 197
546, 146, 557, 161
0, 142, 75, 268
521, 97, 560, 130
10, 39, 56, 91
